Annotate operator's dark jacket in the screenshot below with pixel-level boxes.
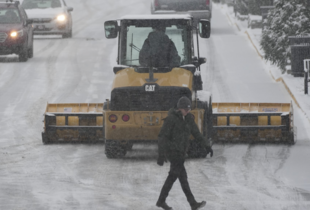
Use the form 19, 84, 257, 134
139, 31, 180, 67
158, 108, 211, 160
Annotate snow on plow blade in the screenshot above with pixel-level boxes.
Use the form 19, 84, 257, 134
211, 102, 295, 144
42, 103, 104, 144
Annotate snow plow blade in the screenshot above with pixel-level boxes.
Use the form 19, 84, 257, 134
42, 103, 104, 144
211, 102, 295, 144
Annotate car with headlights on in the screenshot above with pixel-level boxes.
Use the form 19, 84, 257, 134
21, 0, 73, 38
0, 0, 34, 62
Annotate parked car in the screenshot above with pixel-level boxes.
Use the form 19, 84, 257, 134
21, 0, 73, 38
247, 14, 262, 29
150, 0, 212, 25
0, 0, 33, 62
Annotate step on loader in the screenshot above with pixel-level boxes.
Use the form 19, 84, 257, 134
42, 15, 295, 158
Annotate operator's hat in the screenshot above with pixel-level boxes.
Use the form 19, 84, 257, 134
177, 96, 191, 109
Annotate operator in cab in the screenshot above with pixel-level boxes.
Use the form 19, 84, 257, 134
139, 23, 180, 68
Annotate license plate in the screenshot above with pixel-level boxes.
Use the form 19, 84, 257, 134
36, 25, 45, 30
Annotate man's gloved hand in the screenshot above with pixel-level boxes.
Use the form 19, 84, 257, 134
157, 156, 167, 166
206, 146, 213, 158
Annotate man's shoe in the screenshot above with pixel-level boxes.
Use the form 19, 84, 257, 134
156, 201, 173, 210
191, 201, 206, 210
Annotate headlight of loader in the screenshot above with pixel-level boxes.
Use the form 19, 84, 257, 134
10, 29, 23, 38
56, 14, 66, 22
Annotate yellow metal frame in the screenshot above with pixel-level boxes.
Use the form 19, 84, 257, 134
112, 68, 194, 90
104, 109, 205, 141
45, 103, 104, 113
212, 102, 293, 142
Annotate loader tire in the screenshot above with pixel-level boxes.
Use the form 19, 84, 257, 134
288, 131, 295, 145
198, 99, 213, 141
42, 132, 50, 144
105, 140, 127, 158
126, 141, 134, 150
187, 139, 207, 158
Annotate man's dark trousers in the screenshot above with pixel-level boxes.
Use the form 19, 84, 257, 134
157, 159, 196, 205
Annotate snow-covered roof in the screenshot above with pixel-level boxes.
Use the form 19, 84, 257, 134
248, 14, 262, 21
119, 14, 192, 21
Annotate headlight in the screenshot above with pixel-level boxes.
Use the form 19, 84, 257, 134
56, 14, 66, 22
10, 29, 23, 38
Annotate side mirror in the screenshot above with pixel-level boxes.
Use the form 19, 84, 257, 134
104, 20, 118, 39
198, 20, 211, 38
67, 7, 73, 12
198, 57, 206, 65
26, 19, 33, 25
192, 57, 206, 67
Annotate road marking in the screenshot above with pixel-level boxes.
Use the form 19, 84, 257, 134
245, 30, 263, 59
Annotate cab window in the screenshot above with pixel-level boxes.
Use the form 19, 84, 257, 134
120, 20, 190, 68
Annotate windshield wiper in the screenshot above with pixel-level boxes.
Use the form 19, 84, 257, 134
129, 43, 141, 52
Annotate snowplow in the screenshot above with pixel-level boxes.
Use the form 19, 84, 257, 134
42, 15, 295, 158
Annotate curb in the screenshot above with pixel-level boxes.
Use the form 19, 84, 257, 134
226, 13, 240, 31
244, 28, 302, 110
244, 31, 263, 59
226, 12, 309, 122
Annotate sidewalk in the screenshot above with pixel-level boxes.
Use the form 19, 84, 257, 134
215, 3, 310, 124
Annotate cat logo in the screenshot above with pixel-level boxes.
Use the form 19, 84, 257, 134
145, 85, 155, 92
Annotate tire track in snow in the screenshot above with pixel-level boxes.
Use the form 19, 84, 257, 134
202, 35, 234, 102
206, 145, 306, 209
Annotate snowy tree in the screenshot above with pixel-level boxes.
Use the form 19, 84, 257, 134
247, 0, 274, 15
235, 0, 249, 15
260, 0, 310, 72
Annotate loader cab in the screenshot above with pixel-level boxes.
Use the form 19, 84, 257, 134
104, 15, 210, 72
103, 16, 211, 112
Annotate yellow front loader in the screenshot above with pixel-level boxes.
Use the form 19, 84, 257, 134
41, 15, 295, 158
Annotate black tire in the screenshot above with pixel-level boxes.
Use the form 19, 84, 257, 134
67, 28, 72, 38
196, 100, 207, 109
206, 96, 213, 142
62, 24, 72, 38
187, 139, 207, 158
42, 132, 50, 144
105, 140, 127, 158
126, 141, 134, 150
19, 45, 28, 62
28, 38, 34, 58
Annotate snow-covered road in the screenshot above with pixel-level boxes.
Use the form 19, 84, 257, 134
0, 1, 310, 209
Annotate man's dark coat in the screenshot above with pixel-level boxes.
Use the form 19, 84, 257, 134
158, 108, 211, 160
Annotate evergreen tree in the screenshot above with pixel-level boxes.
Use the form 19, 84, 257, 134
247, 0, 274, 15
235, 0, 249, 15
247, 0, 260, 15
260, 0, 310, 72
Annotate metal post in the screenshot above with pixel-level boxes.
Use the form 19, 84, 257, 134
304, 59, 310, 94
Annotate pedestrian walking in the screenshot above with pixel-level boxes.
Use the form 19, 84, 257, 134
156, 96, 213, 210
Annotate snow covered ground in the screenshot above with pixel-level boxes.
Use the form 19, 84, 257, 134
219, 3, 310, 126
0, 1, 310, 209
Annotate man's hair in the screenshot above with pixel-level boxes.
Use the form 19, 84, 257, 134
152, 23, 166, 32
